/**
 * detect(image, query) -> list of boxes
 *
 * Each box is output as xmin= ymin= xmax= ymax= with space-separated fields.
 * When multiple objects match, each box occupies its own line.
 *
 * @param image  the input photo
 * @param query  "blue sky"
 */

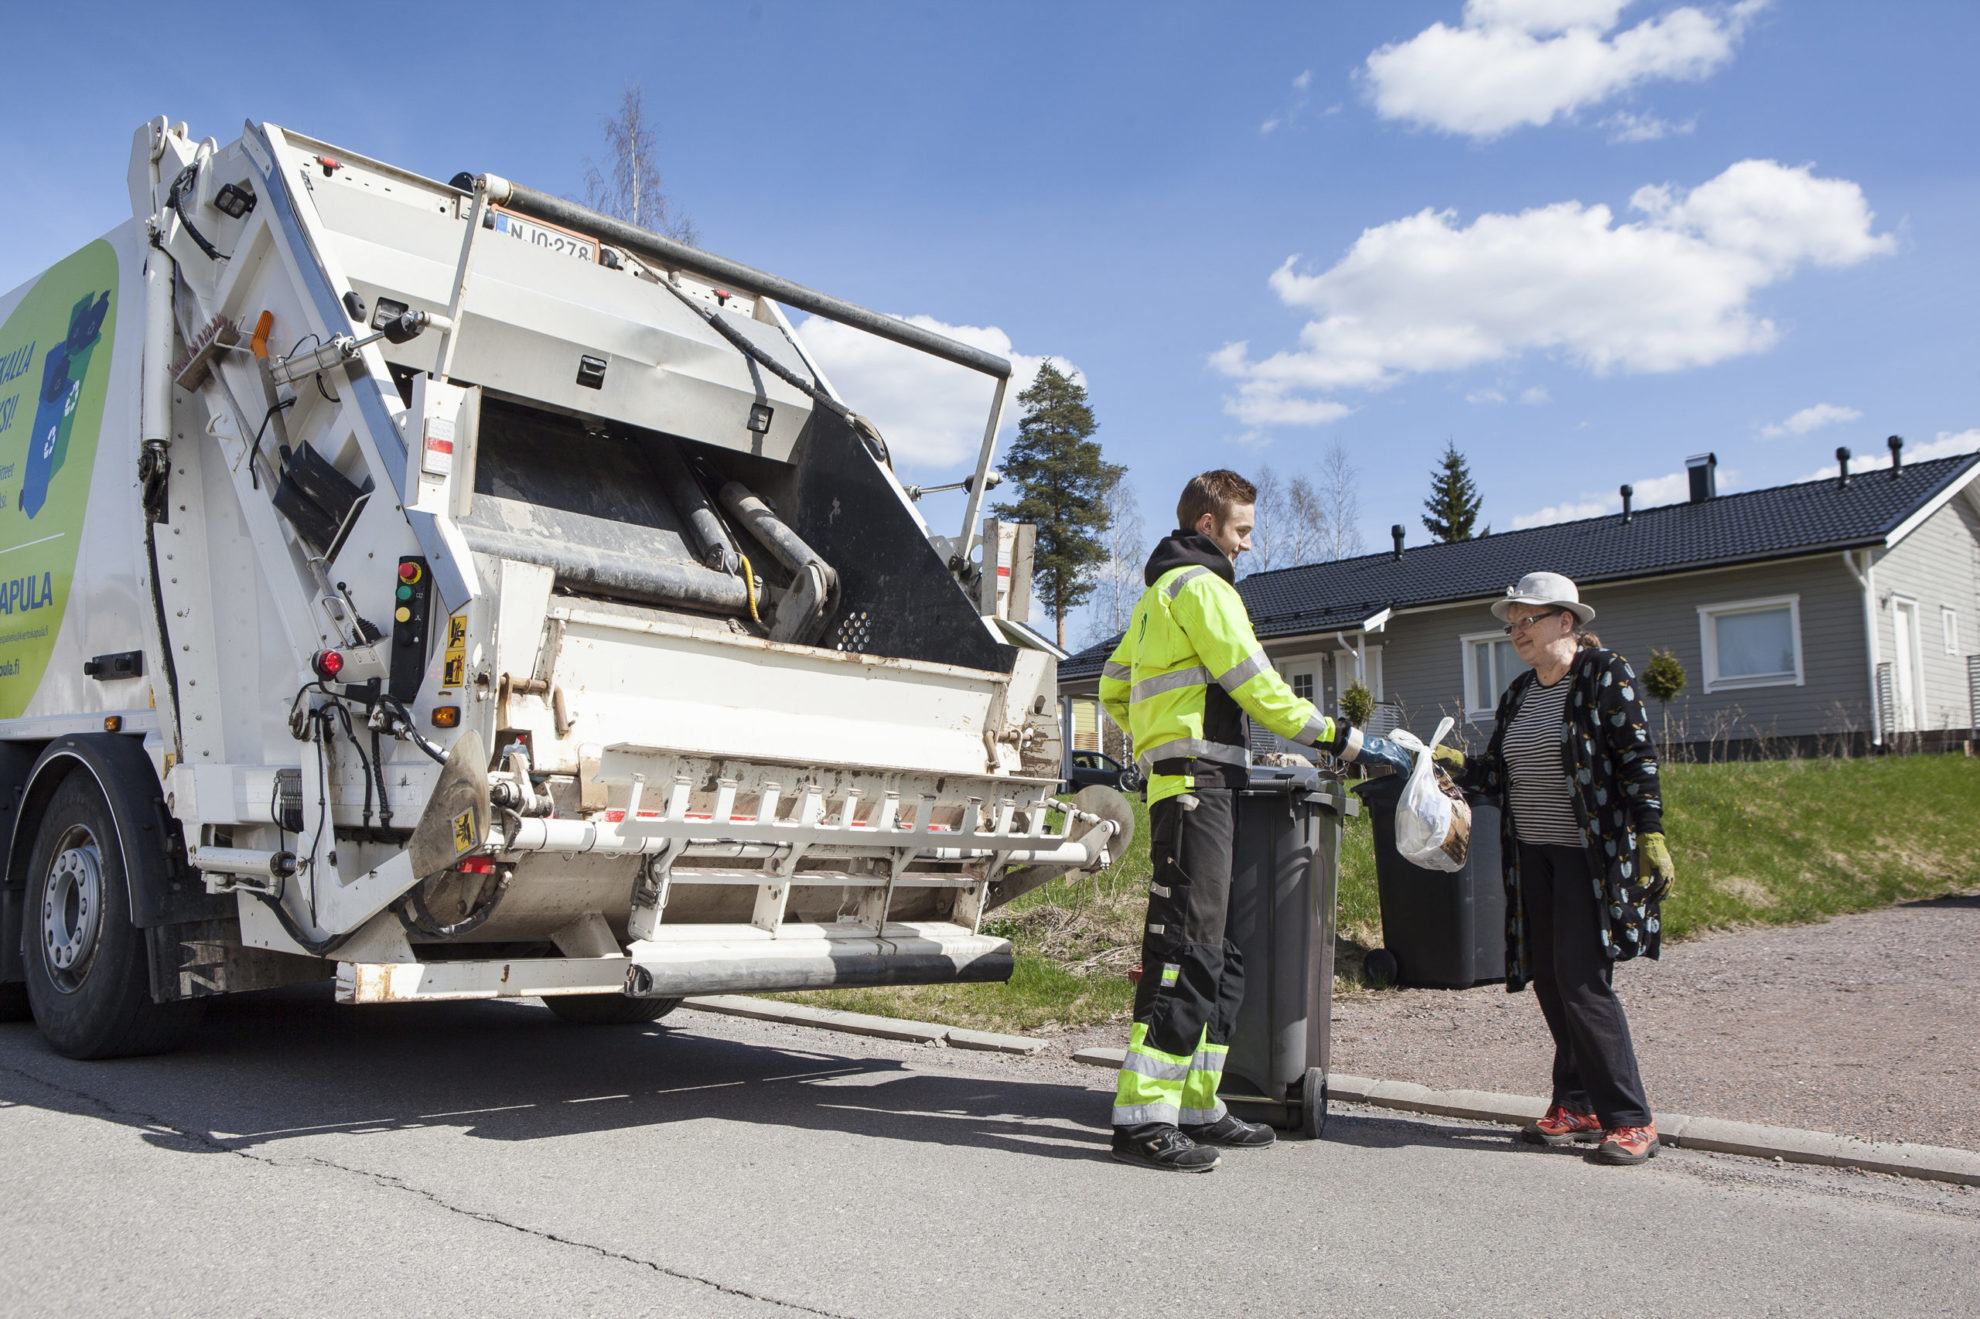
xmin=5 ymin=1 xmax=1976 ymax=638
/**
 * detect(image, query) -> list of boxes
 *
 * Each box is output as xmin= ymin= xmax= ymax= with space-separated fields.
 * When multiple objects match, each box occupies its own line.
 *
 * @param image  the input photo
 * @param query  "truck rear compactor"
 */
xmin=0 ymin=116 xmax=1130 ymax=1057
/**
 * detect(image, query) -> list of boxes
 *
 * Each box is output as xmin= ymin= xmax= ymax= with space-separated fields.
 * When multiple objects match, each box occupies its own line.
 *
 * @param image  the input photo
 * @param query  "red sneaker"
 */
xmin=1597 ymin=1123 xmax=1660 ymax=1165
xmin=1522 ymin=1104 xmax=1603 ymax=1146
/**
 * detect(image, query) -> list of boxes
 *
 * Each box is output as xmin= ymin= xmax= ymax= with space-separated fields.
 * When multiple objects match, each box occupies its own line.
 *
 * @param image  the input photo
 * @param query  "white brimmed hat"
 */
xmin=1491 ymin=571 xmax=1595 ymax=624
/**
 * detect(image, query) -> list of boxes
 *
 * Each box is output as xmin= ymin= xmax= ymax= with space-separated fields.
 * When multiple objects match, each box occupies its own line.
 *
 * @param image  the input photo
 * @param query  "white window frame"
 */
xmin=1943 ymin=606 xmax=1960 ymax=655
xmin=1697 ymin=594 xmax=1804 ymax=693
xmin=1459 ymin=629 xmax=1521 ymax=722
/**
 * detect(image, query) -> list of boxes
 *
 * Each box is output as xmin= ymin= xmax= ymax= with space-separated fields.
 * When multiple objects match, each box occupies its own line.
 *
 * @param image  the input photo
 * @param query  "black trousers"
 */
xmin=1133 ymin=788 xmax=1245 ymax=1060
xmin=1519 ymin=842 xmax=1653 ymax=1128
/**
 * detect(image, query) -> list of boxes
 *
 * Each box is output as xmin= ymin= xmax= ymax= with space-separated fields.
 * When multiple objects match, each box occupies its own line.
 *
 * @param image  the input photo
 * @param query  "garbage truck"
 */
xmin=0 ymin=116 xmax=1131 ymax=1058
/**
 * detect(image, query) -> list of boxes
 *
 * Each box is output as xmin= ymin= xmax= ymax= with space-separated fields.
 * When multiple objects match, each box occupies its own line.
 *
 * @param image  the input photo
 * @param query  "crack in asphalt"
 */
xmin=0 ymin=1060 xmax=860 ymax=1318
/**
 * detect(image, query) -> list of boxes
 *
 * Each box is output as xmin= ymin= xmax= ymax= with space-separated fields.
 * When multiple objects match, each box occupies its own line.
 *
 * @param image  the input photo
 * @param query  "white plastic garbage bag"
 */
xmin=1388 ymin=718 xmax=1471 ymax=873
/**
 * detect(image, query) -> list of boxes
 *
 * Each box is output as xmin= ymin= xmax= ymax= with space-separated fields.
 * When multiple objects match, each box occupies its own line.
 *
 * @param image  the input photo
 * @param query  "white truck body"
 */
xmin=0 ymin=117 xmax=1121 ymax=1055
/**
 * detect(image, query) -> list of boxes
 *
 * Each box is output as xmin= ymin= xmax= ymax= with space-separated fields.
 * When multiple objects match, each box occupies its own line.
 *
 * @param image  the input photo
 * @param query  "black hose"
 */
xmin=396 ymin=867 xmax=512 ymax=939
xmin=656 ymin=276 xmax=890 ymax=466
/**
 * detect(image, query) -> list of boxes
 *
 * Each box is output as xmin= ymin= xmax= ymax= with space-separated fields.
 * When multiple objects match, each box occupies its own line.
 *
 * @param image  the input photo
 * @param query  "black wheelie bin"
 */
xmin=1351 ymin=774 xmax=1505 ymax=989
xmin=1217 ymin=764 xmax=1356 ymax=1139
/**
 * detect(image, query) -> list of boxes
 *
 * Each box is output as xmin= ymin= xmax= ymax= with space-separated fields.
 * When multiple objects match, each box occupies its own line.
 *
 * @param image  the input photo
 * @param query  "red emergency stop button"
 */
xmin=399 ymin=562 xmax=422 ymax=583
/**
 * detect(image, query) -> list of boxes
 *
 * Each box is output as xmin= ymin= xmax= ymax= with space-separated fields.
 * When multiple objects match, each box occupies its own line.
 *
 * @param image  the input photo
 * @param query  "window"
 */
xmin=1698 ymin=595 xmax=1803 ymax=693
xmin=1291 ymin=672 xmax=1314 ymax=701
xmin=1460 ymin=631 xmax=1523 ymax=720
xmin=1944 ymin=607 xmax=1960 ymax=655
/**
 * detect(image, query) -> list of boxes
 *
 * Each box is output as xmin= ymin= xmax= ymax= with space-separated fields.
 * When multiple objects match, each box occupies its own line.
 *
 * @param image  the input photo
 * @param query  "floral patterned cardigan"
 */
xmin=1455 ymin=646 xmax=1666 ymax=992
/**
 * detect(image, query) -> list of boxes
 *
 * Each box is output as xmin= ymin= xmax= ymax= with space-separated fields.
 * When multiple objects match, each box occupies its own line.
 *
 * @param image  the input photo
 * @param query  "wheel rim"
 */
xmin=41 ymin=826 xmax=105 ymax=992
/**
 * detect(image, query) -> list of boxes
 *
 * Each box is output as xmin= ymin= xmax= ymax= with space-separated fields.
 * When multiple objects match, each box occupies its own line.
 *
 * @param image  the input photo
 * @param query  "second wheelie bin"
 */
xmin=1351 ymin=773 xmax=1505 ymax=989
xmin=1217 ymin=764 xmax=1356 ymax=1138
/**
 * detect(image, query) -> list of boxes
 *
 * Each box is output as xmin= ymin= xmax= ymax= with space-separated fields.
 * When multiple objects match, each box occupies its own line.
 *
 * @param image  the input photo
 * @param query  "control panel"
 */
xmin=389 ymin=556 xmax=433 ymax=703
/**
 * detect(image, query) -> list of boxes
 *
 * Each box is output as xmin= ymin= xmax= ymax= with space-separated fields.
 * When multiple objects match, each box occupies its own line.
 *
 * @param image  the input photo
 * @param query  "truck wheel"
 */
xmin=21 ymin=775 xmax=204 ymax=1058
xmin=1364 ymin=948 xmax=1398 ymax=987
xmin=543 ymin=993 xmax=681 ymax=1025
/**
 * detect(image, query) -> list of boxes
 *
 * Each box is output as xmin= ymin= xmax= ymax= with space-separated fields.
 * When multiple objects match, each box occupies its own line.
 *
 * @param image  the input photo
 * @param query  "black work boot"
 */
xmin=1111 ymin=1125 xmax=1221 ymax=1172
xmin=1182 ymin=1113 xmax=1278 ymax=1148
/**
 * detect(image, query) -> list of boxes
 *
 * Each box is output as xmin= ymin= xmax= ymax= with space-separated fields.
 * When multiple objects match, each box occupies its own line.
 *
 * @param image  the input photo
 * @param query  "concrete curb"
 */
xmin=1068 ymin=1050 xmax=1980 ymax=1187
xmin=680 ymin=996 xmax=1046 ymax=1055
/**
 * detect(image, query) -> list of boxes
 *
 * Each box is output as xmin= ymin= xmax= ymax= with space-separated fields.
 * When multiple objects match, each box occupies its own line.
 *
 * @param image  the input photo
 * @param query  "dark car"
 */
xmin=1065 ymin=749 xmax=1141 ymax=794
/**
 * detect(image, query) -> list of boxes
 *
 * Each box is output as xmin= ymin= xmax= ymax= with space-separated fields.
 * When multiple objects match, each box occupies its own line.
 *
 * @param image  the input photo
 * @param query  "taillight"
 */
xmin=312 ymin=650 xmax=344 ymax=681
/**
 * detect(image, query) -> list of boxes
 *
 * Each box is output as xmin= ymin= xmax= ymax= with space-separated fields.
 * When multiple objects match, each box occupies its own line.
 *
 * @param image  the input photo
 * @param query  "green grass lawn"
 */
xmin=776 ymin=755 xmax=1980 ymax=1034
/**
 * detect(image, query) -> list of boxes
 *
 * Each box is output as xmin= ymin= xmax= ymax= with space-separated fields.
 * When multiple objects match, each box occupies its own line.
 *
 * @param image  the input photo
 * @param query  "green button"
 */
xmin=396 ymin=584 xmax=412 ymax=601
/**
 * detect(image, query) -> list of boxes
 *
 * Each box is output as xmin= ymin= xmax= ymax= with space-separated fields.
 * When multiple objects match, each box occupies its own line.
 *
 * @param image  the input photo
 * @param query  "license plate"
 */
xmin=486 ymin=208 xmax=599 ymax=263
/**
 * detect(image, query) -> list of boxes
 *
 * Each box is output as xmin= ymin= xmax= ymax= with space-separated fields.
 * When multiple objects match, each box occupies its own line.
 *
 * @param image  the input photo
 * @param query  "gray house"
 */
xmin=1061 ymin=445 xmax=1980 ymax=759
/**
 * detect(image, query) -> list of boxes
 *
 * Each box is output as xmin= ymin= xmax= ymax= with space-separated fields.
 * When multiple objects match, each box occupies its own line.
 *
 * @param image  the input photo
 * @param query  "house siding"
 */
xmin=1867 ymin=489 xmax=1980 ymax=732
xmin=1376 ymin=554 xmax=1872 ymax=748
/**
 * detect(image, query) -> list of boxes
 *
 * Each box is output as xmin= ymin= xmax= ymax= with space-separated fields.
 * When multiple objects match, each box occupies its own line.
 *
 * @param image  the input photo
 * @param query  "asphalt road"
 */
xmin=3 ymin=987 xmax=1977 ymax=1318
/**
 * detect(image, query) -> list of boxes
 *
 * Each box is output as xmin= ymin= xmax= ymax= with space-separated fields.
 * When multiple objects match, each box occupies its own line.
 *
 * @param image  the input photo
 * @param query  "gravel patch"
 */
xmin=1327 ymin=893 xmax=1980 ymax=1149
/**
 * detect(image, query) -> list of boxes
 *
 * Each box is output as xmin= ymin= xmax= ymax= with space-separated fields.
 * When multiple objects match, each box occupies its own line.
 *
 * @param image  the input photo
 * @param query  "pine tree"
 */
xmin=1422 ymin=441 xmax=1487 ymax=542
xmin=992 ymin=363 xmax=1117 ymax=647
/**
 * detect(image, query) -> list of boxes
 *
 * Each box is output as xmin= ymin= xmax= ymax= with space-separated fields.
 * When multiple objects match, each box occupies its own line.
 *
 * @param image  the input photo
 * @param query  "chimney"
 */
xmin=1888 ymin=434 xmax=1904 ymax=477
xmin=1836 ymin=446 xmax=1851 ymax=488
xmin=1620 ymin=484 xmax=1634 ymax=524
xmin=1391 ymin=524 xmax=1405 ymax=561
xmin=1685 ymin=453 xmax=1717 ymax=503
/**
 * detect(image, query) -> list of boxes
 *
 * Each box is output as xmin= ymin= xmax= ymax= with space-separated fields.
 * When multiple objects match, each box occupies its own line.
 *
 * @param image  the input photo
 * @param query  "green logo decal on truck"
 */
xmin=0 ymin=240 xmax=118 ymax=718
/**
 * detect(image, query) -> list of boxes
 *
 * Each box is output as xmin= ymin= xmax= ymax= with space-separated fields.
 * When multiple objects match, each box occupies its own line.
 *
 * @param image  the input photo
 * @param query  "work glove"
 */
xmin=1432 ymin=746 xmax=1464 ymax=771
xmin=1640 ymin=832 xmax=1676 ymax=901
xmin=1348 ymin=733 xmax=1414 ymax=777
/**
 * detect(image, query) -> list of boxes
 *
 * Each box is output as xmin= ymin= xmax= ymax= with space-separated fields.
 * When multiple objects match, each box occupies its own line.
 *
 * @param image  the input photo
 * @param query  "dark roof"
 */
xmin=1061 ymin=452 xmax=1980 ymax=679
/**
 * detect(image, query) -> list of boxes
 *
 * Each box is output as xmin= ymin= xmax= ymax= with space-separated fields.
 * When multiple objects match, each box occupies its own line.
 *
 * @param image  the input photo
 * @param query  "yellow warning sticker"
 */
xmin=441 ymin=610 xmax=467 ymax=689
xmin=452 ymin=808 xmax=477 ymax=854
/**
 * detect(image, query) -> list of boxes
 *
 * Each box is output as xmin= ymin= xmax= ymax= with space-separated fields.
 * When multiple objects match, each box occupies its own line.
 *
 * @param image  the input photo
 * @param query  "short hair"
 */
xmin=1177 ymin=469 xmax=1257 ymax=532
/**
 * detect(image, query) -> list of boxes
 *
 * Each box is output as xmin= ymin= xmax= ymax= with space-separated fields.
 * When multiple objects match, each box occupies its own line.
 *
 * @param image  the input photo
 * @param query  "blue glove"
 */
xmin=1352 ymin=734 xmax=1415 ymax=777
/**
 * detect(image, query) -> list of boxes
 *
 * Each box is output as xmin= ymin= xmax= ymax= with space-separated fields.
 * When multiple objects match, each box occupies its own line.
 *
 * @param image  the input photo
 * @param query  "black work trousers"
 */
xmin=1133 ymin=788 xmax=1245 ymax=1060
xmin=1519 ymin=841 xmax=1653 ymax=1128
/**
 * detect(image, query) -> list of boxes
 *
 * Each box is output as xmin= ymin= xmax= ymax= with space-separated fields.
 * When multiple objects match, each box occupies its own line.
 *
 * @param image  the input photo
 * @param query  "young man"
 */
xmin=1098 ymin=470 xmax=1410 ymax=1172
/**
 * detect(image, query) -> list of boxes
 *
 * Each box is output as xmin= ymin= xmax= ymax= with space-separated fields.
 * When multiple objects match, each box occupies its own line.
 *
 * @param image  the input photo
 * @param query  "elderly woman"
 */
xmin=1443 ymin=572 xmax=1676 ymax=1165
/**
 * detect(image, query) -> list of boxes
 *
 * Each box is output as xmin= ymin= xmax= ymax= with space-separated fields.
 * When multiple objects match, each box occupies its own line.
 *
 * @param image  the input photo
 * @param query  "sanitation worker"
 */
xmin=1098 ymin=469 xmax=1412 ymax=1172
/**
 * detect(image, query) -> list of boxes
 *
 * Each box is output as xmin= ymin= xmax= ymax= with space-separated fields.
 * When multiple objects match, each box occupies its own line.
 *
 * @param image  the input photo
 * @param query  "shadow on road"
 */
xmin=0 ymin=984 xmax=1530 ymax=1167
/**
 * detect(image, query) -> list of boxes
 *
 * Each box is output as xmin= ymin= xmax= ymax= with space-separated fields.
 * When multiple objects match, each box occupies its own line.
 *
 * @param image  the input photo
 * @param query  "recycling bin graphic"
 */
xmin=22 ymin=290 xmax=110 ymax=519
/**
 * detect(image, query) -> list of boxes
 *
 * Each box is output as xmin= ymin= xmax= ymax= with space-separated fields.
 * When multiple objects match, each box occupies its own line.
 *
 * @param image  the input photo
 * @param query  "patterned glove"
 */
xmin=1641 ymin=831 xmax=1676 ymax=901
xmin=1432 ymin=746 xmax=1465 ymax=770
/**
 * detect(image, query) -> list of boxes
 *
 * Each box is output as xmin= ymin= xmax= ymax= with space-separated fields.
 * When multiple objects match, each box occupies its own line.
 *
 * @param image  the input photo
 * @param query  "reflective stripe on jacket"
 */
xmin=1100 ymin=562 xmax=1336 ymax=803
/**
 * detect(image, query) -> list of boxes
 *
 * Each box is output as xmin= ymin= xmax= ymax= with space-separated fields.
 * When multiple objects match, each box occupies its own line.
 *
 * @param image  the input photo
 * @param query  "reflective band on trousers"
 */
xmin=1118 ymin=1046 xmax=1190 ymax=1083
xmin=1180 ymin=1038 xmax=1229 ymax=1126
xmin=1114 ymin=1023 xmax=1193 ymax=1129
xmin=1163 ymin=566 xmax=1211 ymax=599
xmin=1129 ymin=665 xmax=1214 ymax=704
xmin=1135 ymin=737 xmax=1251 ymax=776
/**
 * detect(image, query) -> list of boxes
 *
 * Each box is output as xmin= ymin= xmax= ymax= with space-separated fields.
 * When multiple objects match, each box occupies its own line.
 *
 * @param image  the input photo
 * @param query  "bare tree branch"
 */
xmin=582 ymin=81 xmax=697 ymax=245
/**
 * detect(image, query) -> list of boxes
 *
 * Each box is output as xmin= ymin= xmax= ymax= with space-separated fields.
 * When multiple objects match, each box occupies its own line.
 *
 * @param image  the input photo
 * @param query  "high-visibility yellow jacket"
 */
xmin=1100 ymin=533 xmax=1358 ymax=804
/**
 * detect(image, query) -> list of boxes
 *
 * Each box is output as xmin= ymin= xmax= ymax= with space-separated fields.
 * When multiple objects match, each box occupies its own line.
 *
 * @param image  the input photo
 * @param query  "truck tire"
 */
xmin=21 ymin=775 xmax=205 ymax=1059
xmin=542 ymin=993 xmax=681 ymax=1026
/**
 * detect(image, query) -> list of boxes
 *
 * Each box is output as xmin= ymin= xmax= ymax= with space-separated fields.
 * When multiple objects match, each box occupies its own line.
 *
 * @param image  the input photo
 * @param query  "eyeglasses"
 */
xmin=1503 ymin=609 xmax=1564 ymax=635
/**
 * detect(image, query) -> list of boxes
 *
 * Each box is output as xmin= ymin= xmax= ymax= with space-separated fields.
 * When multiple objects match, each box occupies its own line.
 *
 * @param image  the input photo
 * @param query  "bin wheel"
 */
xmin=543 ymin=994 xmax=681 ymax=1025
xmin=1365 ymin=948 xmax=1398 ymax=987
xmin=1301 ymin=1067 xmax=1329 ymax=1140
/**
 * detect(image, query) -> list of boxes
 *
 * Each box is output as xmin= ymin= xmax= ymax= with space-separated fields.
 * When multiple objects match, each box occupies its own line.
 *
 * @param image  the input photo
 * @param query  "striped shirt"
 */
xmin=1502 ymin=676 xmax=1583 ymax=846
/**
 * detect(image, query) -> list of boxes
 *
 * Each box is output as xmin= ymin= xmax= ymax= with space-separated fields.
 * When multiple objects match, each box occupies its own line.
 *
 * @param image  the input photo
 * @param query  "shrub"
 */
xmin=1644 ymin=648 xmax=1687 ymax=705
xmin=1340 ymin=681 xmax=1375 ymax=727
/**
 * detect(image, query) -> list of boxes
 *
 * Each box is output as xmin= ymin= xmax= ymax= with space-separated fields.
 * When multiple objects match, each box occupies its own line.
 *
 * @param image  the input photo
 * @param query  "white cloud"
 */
xmin=1365 ymin=0 xmax=1767 ymax=139
xmin=1520 ymin=385 xmax=1551 ymax=404
xmin=1212 ymin=159 xmax=1892 ymax=428
xmin=1602 ymin=110 xmax=1695 ymax=142
xmin=1797 ymin=429 xmax=1980 ymax=482
xmin=1510 ymin=468 xmax=1708 ymax=528
xmin=1760 ymin=402 xmax=1860 ymax=438
xmin=1466 ymin=387 xmax=1508 ymax=404
xmin=1262 ymin=68 xmax=1315 ymax=135
xmin=794 ymin=314 xmax=1076 ymax=472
